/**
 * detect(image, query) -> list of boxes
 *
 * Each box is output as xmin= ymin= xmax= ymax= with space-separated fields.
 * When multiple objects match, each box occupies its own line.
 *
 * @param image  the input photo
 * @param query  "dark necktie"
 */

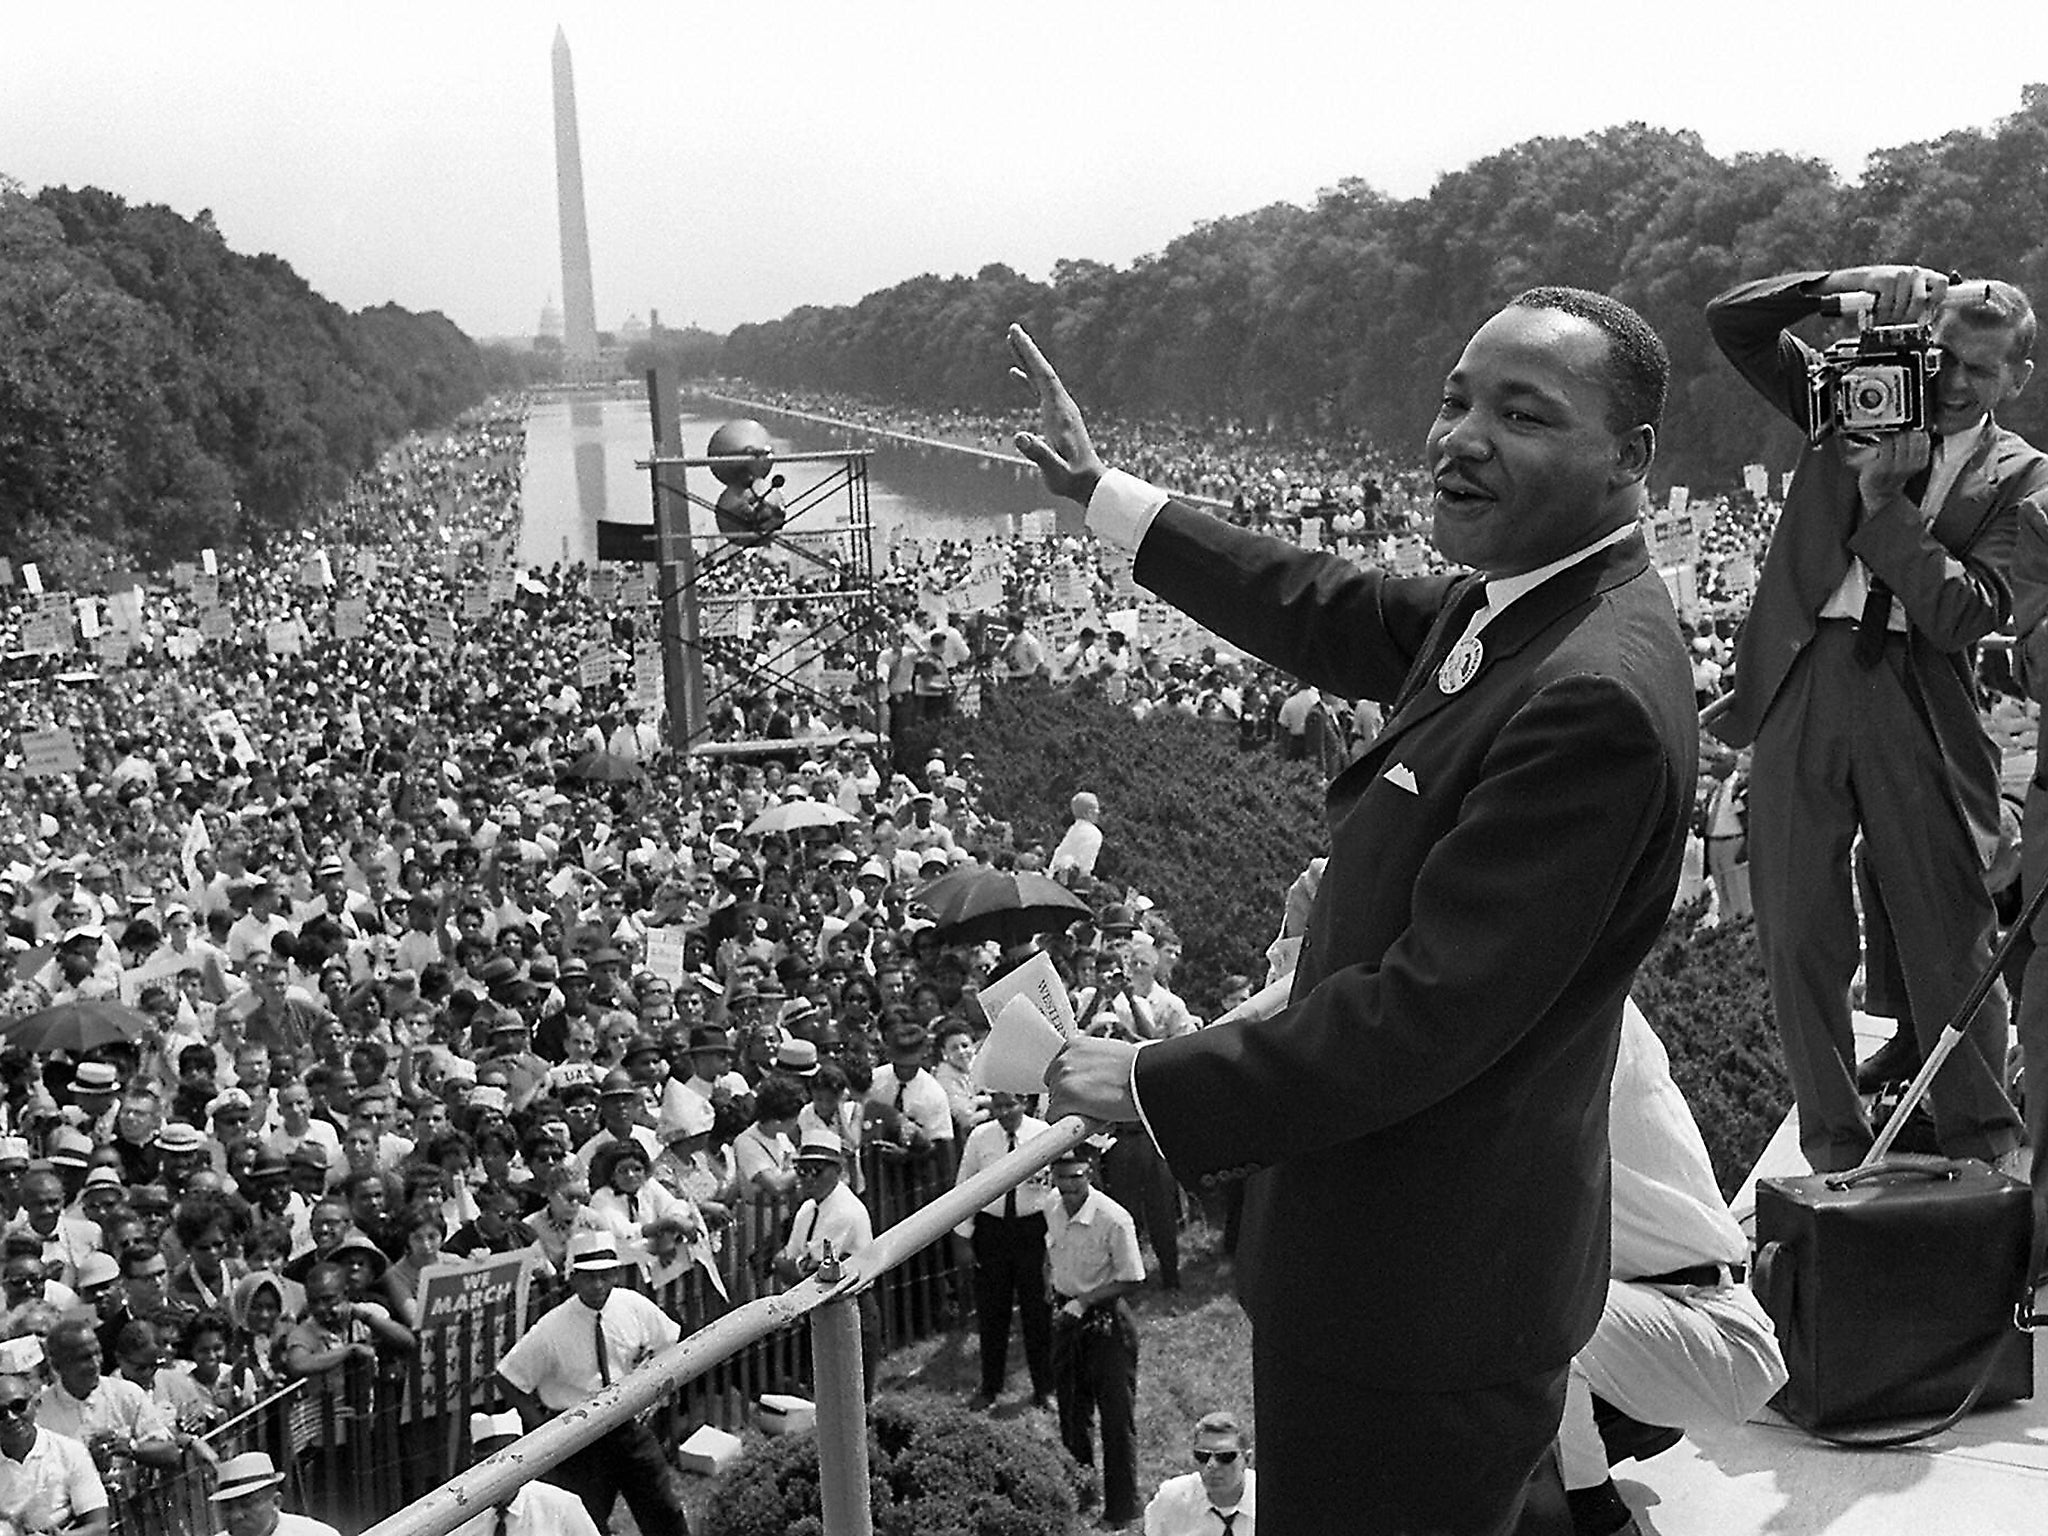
xmin=803 ymin=1203 xmax=821 ymax=1248
xmin=1002 ymin=1129 xmax=1017 ymax=1219
xmin=1855 ymin=442 xmax=1937 ymax=668
xmin=492 ymin=1506 xmax=510 ymax=1536
xmin=593 ymin=1310 xmax=611 ymax=1388
xmin=895 ymin=1075 xmax=907 ymax=1112
xmin=1212 ymin=1510 xmax=1238 ymax=1534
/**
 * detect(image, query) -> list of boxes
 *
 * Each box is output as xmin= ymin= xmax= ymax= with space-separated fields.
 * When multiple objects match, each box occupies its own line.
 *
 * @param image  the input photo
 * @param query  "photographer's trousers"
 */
xmin=1748 ymin=621 xmax=2023 ymax=1171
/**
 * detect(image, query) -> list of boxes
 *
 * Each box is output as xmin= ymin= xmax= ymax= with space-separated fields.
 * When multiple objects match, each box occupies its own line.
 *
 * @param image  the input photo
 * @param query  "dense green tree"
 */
xmin=719 ymin=90 xmax=2048 ymax=488
xmin=0 ymin=180 xmax=495 ymax=569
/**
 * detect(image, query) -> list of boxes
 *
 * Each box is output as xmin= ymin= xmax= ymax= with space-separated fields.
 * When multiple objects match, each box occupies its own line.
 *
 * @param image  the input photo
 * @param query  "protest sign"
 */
xmin=333 ymin=599 xmax=369 ymax=641
xmin=620 ymin=570 xmax=652 ymax=608
xmin=462 ymin=584 xmax=491 ymax=620
xmin=588 ymin=568 xmax=619 ymax=608
xmin=106 ymin=588 xmax=144 ymax=635
xmin=0 ymin=558 xmax=12 ymax=586
xmin=20 ymin=728 xmax=84 ymax=777
xmin=425 ymin=614 xmax=457 ymax=653
xmin=20 ymin=615 xmax=65 ymax=656
xmin=22 ymin=563 xmax=41 ymax=596
xmin=200 ymin=548 xmax=217 ymax=576
xmin=643 ymin=927 xmax=688 ymax=985
xmin=410 ymin=1246 xmax=536 ymax=1415
xmin=263 ymin=620 xmax=304 ymax=658
xmin=1743 ymin=463 xmax=1770 ymax=500
xmin=191 ymin=573 xmax=220 ymax=607
xmin=1667 ymin=485 xmax=1690 ymax=518
xmin=197 ymin=606 xmax=232 ymax=642
xmin=578 ymin=644 xmax=613 ymax=688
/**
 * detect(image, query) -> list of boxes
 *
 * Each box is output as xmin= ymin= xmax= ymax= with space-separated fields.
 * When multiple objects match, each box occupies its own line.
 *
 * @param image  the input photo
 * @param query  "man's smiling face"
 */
xmin=1427 ymin=305 xmax=1646 ymax=577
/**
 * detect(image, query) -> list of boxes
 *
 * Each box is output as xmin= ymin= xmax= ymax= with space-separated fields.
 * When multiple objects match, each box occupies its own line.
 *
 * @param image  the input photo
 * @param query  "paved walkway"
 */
xmin=1631 ymin=1013 xmax=2047 ymax=1534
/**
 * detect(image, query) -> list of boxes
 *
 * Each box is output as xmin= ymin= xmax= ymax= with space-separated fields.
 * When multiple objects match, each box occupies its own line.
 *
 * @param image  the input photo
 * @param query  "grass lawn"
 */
xmin=676 ymin=1210 xmax=1255 ymax=1532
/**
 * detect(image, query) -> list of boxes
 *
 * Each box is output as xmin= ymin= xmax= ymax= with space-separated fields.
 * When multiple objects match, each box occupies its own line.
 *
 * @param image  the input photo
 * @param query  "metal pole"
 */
xmin=809 ymin=1249 xmax=874 ymax=1536
xmin=644 ymin=370 xmax=706 ymax=752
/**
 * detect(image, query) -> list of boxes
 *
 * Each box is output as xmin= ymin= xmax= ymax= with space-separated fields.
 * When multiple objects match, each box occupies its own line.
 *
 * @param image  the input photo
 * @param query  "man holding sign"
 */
xmin=1013 ymin=288 xmax=1694 ymax=1535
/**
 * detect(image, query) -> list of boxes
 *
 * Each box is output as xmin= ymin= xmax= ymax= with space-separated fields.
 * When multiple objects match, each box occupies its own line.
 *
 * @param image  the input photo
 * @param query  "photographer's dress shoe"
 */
xmin=1856 ymin=1027 xmax=1922 ymax=1093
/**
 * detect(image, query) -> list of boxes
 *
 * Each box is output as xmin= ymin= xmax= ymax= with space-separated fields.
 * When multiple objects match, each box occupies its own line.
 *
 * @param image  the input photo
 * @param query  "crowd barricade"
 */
xmin=107 ymin=1382 xmax=307 ymax=1536
xmin=121 ymin=1140 xmax=973 ymax=1533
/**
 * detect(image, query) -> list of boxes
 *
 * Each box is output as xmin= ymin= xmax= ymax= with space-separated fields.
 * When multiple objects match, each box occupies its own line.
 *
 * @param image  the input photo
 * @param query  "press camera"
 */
xmin=1804 ymin=291 xmax=1943 ymax=446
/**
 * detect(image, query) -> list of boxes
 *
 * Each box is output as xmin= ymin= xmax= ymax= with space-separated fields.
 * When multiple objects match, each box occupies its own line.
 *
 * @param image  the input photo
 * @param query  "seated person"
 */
xmin=1560 ymin=999 xmax=1789 ymax=1536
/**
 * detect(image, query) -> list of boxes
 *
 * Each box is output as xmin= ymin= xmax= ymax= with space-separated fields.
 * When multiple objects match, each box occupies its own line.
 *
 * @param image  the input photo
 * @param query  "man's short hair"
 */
xmin=1948 ymin=278 xmax=2038 ymax=364
xmin=1507 ymin=286 xmax=1669 ymax=435
xmin=1193 ymin=1410 xmax=1249 ymax=1446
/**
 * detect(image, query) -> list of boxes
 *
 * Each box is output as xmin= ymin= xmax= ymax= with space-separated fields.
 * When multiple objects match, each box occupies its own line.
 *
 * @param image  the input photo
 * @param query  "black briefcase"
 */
xmin=1754 ymin=1154 xmax=2033 ymax=1434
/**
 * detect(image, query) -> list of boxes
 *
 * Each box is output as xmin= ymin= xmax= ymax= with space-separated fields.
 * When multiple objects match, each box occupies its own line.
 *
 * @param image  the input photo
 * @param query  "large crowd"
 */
xmin=0 ymin=363 xmax=2020 ymax=1534
xmin=0 ymin=396 xmax=1231 ymax=1534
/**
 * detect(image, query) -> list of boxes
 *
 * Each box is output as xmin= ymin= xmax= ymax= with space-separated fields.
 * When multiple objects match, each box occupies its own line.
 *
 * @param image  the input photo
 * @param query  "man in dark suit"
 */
xmin=1703 ymin=266 xmax=2039 ymax=1174
xmin=1013 ymin=288 xmax=1697 ymax=1535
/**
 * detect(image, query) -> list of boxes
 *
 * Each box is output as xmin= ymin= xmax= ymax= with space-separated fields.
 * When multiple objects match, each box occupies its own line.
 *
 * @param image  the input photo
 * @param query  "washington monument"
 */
xmin=552 ymin=26 xmax=598 ymax=363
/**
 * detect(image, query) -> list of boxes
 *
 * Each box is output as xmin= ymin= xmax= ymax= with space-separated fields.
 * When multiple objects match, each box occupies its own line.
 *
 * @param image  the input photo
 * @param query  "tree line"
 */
xmin=721 ymin=88 xmax=2048 ymax=492
xmin=0 ymin=181 xmax=512 ymax=580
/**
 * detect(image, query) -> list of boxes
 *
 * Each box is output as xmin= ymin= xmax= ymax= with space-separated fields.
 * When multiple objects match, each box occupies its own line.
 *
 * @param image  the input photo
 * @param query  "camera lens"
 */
xmin=1854 ymin=381 xmax=1890 ymax=412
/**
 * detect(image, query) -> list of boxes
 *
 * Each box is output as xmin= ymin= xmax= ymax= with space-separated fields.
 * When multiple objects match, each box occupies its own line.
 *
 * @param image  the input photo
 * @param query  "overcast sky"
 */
xmin=9 ymin=2 xmax=2047 ymax=340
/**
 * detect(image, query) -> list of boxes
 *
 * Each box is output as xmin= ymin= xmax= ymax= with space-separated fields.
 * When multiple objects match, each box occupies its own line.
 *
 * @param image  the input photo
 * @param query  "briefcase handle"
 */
xmin=1824 ymin=1153 xmax=1964 ymax=1191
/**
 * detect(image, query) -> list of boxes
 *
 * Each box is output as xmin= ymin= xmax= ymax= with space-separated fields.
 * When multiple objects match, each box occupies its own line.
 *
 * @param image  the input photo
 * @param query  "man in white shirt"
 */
xmin=1144 ymin=1411 xmax=1256 ymax=1536
xmin=0 ymin=1361 xmax=107 ymax=1536
xmin=1048 ymin=792 xmax=1104 ymax=885
xmin=450 ymin=1411 xmax=600 ymax=1536
xmin=864 ymin=1022 xmax=955 ymax=1159
xmin=773 ymin=1129 xmax=878 ymax=1398
xmin=1046 ymin=1148 xmax=1145 ymax=1531
xmin=36 ymin=1320 xmax=180 ymax=1475
xmin=209 ymin=1450 xmax=340 ymax=1536
xmin=1557 ymin=1000 xmax=1787 ymax=1536
xmin=495 ymin=1232 xmax=688 ymax=1535
xmin=953 ymin=1094 xmax=1055 ymax=1411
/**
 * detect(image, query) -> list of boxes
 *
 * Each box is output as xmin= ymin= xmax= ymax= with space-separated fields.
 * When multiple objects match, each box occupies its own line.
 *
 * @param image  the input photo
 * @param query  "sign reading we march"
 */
xmin=411 ymin=1248 xmax=538 ymax=1416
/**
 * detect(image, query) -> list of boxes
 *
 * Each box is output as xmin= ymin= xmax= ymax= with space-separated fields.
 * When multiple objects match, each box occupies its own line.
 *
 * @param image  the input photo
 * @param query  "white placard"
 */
xmin=1743 ymin=464 xmax=1770 ymax=500
xmin=20 ymin=727 xmax=84 ymax=777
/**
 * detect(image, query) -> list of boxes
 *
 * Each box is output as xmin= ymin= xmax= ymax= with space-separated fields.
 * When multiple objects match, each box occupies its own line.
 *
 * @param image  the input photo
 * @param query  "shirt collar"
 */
xmin=1483 ymin=520 xmax=1638 ymax=619
xmin=1940 ymin=416 xmax=1989 ymax=465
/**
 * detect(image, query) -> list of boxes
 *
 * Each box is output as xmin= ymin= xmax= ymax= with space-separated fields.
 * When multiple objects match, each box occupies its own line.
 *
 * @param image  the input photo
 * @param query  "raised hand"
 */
xmin=1008 ymin=324 xmax=1106 ymax=506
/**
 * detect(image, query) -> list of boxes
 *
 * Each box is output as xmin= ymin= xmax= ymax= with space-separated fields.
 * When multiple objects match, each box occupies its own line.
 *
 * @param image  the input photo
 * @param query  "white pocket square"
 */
xmin=1384 ymin=763 xmax=1420 ymax=794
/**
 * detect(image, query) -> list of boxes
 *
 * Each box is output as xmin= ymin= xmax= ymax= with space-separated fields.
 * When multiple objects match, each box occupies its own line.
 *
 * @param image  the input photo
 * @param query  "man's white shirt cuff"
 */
xmin=1128 ymin=1039 xmax=1166 ymax=1154
xmin=1085 ymin=469 xmax=1170 ymax=553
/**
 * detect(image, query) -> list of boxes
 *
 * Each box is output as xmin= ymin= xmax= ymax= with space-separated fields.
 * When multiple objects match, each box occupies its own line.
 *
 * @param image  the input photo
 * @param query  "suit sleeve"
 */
xmin=1849 ymin=480 xmax=2016 ymax=649
xmin=2011 ymin=492 xmax=2048 ymax=701
xmin=1134 ymin=673 xmax=1674 ymax=1173
xmin=1132 ymin=501 xmax=1453 ymax=704
xmin=1704 ymin=270 xmax=1832 ymax=431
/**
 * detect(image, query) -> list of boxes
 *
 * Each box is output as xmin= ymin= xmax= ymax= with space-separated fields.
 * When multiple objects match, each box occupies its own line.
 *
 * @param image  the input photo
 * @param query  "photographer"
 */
xmin=1704 ymin=265 xmax=2042 ymax=1173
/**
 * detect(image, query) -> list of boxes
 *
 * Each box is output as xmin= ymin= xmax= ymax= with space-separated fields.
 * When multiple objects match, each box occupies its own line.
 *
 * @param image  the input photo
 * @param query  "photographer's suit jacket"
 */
xmin=1129 ymin=503 xmax=1695 ymax=1389
xmin=1703 ymin=270 xmax=2045 ymax=870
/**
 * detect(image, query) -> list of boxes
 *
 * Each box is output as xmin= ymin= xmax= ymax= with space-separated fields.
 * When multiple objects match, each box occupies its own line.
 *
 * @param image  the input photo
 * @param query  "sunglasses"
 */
xmin=0 ymin=1397 xmax=33 ymax=1417
xmin=1191 ymin=1450 xmax=1240 ymax=1466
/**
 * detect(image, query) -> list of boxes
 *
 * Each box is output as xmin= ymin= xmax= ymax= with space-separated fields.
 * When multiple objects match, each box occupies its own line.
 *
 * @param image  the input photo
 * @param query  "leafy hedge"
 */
xmin=1630 ymin=908 xmax=1789 ymax=1196
xmin=929 ymin=687 xmax=1790 ymax=1192
xmin=923 ymin=685 xmax=1329 ymax=1015
xmin=704 ymin=1392 xmax=1082 ymax=1536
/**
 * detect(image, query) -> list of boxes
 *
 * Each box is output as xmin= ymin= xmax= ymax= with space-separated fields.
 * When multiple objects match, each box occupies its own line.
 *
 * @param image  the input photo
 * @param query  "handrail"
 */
xmin=360 ymin=1113 xmax=1097 ymax=1536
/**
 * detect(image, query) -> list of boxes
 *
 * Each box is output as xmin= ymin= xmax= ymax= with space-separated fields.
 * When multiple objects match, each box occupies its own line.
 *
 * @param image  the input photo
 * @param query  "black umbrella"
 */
xmin=913 ymin=866 xmax=1091 ymax=947
xmin=0 ymin=998 xmax=148 ymax=1055
xmin=565 ymin=749 xmax=646 ymax=783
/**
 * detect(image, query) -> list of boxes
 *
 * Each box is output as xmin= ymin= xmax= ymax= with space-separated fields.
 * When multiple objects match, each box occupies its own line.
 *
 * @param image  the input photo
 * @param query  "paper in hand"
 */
xmin=971 ymin=995 xmax=1073 ymax=1094
xmin=974 ymin=951 xmax=1076 ymax=1040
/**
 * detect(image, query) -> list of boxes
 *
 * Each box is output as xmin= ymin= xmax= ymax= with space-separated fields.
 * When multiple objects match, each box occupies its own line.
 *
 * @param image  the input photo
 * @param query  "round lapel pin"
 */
xmin=1437 ymin=635 xmax=1484 ymax=695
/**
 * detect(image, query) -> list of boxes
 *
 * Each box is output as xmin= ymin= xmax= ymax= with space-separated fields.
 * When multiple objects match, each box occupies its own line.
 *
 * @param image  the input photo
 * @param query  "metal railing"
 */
xmin=362 ymin=1113 xmax=1095 ymax=1536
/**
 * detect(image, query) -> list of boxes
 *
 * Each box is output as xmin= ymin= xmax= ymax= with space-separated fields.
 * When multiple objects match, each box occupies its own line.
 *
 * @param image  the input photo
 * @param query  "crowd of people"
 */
xmin=0 ymin=396 xmax=1231 ymax=1534
xmin=2 ymin=256 xmax=2038 ymax=1536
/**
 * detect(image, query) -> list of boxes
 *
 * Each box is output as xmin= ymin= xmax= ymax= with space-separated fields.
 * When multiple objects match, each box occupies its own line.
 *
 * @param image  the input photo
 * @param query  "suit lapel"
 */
xmin=1929 ymin=423 xmax=2004 ymax=554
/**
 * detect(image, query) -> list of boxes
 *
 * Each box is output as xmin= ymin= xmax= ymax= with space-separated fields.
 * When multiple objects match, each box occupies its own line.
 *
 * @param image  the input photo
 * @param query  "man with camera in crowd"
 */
xmin=1704 ymin=264 xmax=2042 ymax=1174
